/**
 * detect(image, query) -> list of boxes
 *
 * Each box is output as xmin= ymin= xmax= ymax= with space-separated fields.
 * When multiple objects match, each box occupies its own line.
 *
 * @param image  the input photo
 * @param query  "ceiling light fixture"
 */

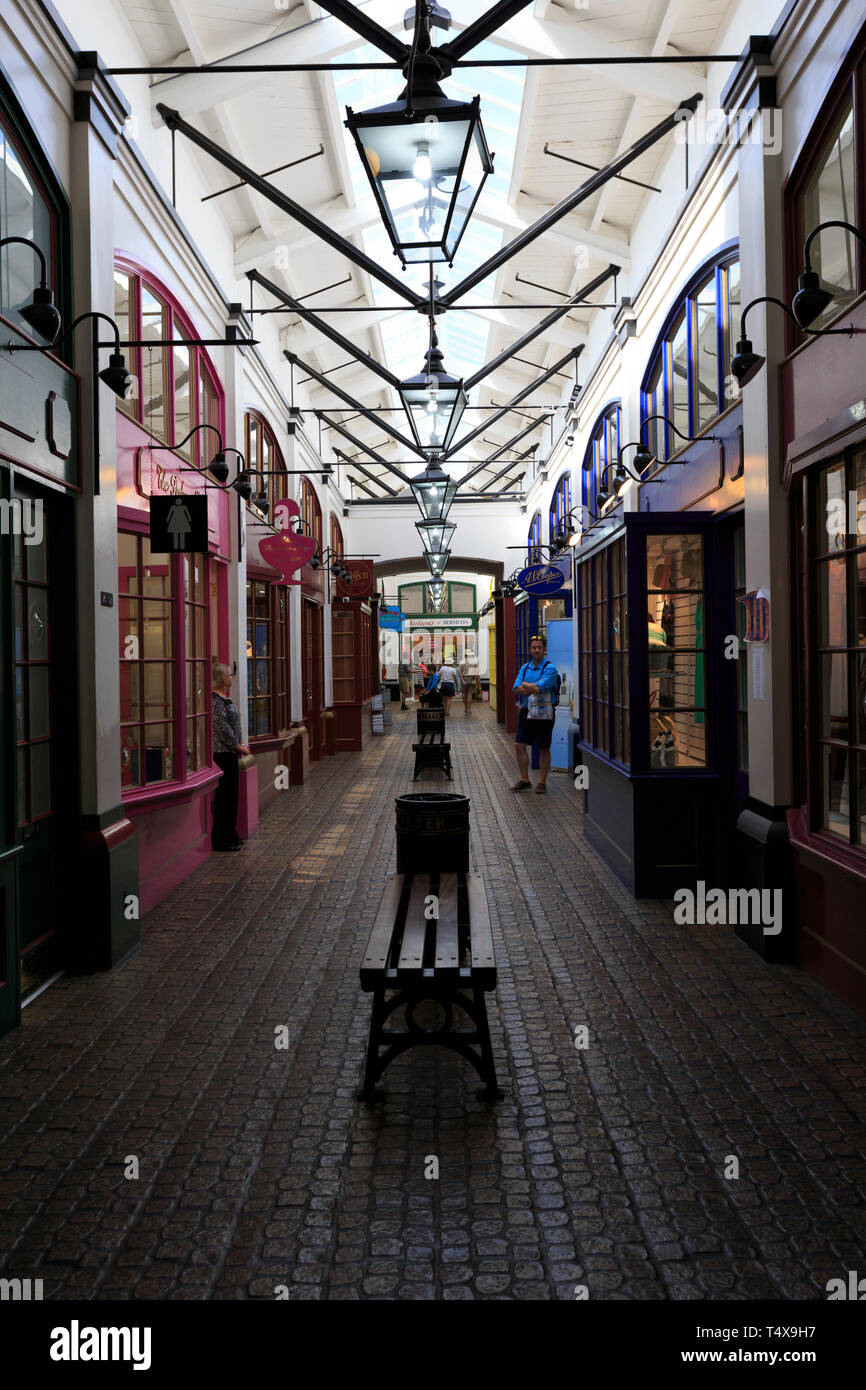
xmin=344 ymin=3 xmax=493 ymax=266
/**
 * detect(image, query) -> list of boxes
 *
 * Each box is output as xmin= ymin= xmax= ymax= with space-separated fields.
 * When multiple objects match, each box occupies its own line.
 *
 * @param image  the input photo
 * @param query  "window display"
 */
xmin=646 ymin=533 xmax=707 ymax=769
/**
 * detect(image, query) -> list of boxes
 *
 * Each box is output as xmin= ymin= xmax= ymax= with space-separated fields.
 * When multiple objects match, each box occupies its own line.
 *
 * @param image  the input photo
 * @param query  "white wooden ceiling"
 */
xmin=123 ymin=0 xmax=745 ymax=498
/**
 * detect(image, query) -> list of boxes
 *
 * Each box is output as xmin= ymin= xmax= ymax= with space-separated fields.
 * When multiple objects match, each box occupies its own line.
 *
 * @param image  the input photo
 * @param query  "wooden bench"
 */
xmin=417 ymin=708 xmax=445 ymax=738
xmin=412 ymin=732 xmax=452 ymax=780
xmin=359 ymin=871 xmax=500 ymax=1100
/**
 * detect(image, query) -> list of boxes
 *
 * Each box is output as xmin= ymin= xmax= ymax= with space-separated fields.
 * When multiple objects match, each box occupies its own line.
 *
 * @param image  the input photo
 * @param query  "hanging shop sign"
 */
xmin=337 ymin=558 xmax=375 ymax=599
xmin=149 ymin=494 xmax=209 ymax=553
xmin=379 ymin=607 xmax=405 ymax=632
xmin=516 ymin=561 xmax=568 ymax=596
xmin=258 ymin=498 xmax=317 ymax=586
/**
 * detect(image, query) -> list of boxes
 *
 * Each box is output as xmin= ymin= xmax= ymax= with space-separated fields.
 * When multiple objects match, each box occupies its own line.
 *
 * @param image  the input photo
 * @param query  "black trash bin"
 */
xmin=395 ymin=792 xmax=470 ymax=875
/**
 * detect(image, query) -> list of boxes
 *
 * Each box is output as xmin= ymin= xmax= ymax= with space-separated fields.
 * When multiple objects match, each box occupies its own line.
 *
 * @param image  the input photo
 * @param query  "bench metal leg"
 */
xmin=359 ymin=983 xmax=501 ymax=1101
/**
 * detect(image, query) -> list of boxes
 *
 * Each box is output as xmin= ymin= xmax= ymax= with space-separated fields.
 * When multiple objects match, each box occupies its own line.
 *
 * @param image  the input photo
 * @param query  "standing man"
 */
xmin=459 ymin=650 xmax=479 ymax=716
xmin=511 ymin=635 xmax=558 ymax=795
xmin=398 ymin=659 xmax=412 ymax=710
xmin=211 ymin=661 xmax=250 ymax=850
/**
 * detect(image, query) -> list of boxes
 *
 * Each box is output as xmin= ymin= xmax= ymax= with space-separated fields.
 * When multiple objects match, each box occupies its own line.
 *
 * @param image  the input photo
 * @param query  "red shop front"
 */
xmin=116 ymin=422 xmax=231 ymax=915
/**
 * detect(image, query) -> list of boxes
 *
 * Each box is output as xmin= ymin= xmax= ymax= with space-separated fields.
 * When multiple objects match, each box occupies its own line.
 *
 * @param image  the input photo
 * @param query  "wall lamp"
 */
xmin=731 ymin=237 xmax=862 ymax=388
xmin=6 ymin=309 xmax=136 ymax=398
xmin=309 ymin=547 xmax=351 ymax=583
xmin=0 ymin=236 xmax=62 ymax=340
xmin=147 ymin=424 xmax=238 ymax=484
xmin=793 ymin=218 xmax=866 ymax=327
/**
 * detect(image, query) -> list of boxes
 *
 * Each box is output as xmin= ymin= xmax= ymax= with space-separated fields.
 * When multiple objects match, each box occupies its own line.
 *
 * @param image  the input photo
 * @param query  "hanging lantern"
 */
xmin=344 ymin=12 xmax=493 ymax=266
xmin=409 ymin=454 xmax=458 ymax=520
xmin=425 ymin=548 xmax=450 ymax=578
xmin=399 ymin=325 xmax=467 ymax=453
xmin=415 ymin=518 xmax=455 ymax=553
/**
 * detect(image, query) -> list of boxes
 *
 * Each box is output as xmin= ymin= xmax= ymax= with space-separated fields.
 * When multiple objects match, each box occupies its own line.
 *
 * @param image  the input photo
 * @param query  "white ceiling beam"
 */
xmin=456 ymin=7 xmax=704 ymax=105
xmin=150 ymin=0 xmax=410 ymax=116
xmin=234 ymin=189 xmax=630 ymax=274
xmin=589 ymin=0 xmax=691 ymax=234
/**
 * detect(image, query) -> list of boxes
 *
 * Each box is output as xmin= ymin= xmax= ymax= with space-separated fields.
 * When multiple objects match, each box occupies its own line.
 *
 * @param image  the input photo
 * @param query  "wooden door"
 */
xmin=302 ymin=598 xmax=324 ymax=760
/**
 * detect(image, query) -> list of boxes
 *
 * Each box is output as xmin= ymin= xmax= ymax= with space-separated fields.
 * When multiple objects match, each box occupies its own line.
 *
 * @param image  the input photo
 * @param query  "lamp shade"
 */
xmin=416 ymin=518 xmax=455 ymax=554
xmin=730 ymin=336 xmax=765 ymax=388
xmin=425 ymin=548 xmax=450 ymax=577
xmin=409 ymin=457 xmax=458 ymax=520
xmin=399 ymin=335 xmax=467 ymax=453
xmin=345 ymin=92 xmax=493 ymax=266
xmin=792 ymin=270 xmax=834 ymax=328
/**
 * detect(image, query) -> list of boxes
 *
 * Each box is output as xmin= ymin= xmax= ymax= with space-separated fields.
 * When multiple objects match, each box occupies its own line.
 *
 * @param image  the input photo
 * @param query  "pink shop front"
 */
xmin=114 ymin=260 xmax=233 ymax=914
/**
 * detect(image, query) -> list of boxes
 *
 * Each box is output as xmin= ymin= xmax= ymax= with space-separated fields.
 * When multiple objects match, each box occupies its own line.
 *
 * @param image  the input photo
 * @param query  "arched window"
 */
xmin=330 ymin=515 xmax=344 ymax=558
xmin=549 ymin=472 xmax=572 ymax=547
xmin=640 ymin=251 xmax=739 ymax=466
xmin=300 ymin=478 xmax=323 ymax=550
xmin=245 ymin=410 xmax=287 ymax=514
xmin=113 ymin=260 xmax=223 ymax=465
xmin=527 ymin=511 xmax=542 ymax=562
xmin=582 ymin=404 xmax=621 ymax=517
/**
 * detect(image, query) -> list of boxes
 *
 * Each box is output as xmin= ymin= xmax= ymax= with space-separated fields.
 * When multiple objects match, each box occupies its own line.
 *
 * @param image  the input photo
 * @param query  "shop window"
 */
xmin=527 ymin=511 xmax=541 ymax=562
xmin=13 ymin=512 xmax=53 ymax=823
xmin=245 ymin=580 xmax=290 ymax=737
xmin=0 ymin=112 xmax=54 ymax=339
xmin=185 ymin=554 xmax=208 ymax=770
xmin=118 ymin=533 xmax=176 ymax=788
xmin=582 ymin=404 xmax=620 ymax=514
xmin=808 ymin=452 xmax=866 ymax=844
xmin=549 ymin=473 xmax=572 ymax=548
xmin=245 ymin=411 xmax=288 ymax=514
xmin=641 ymin=253 xmax=740 ymax=464
xmin=646 ymin=534 xmax=707 ymax=769
xmin=113 ymin=262 xmax=223 ymax=464
xmin=576 ymin=538 xmax=627 ymax=759
xmin=330 ymin=515 xmax=344 ymax=558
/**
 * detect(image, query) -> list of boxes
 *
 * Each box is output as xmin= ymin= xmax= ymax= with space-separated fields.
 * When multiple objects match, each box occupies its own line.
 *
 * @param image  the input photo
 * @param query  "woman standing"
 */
xmin=211 ymin=661 xmax=250 ymax=851
xmin=437 ymin=658 xmax=459 ymax=716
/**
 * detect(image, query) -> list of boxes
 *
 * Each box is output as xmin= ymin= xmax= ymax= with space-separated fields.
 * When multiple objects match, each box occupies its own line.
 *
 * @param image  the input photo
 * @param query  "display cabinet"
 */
xmin=574 ymin=512 xmax=744 ymax=896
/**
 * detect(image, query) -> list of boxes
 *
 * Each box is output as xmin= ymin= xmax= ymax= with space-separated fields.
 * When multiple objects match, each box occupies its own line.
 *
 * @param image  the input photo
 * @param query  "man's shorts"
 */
xmin=439 ymin=681 xmax=456 ymax=697
xmin=515 ymin=705 xmax=554 ymax=750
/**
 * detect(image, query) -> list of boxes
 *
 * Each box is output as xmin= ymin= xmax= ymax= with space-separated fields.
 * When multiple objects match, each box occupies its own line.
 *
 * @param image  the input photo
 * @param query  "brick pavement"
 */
xmin=1 ymin=703 xmax=865 ymax=1301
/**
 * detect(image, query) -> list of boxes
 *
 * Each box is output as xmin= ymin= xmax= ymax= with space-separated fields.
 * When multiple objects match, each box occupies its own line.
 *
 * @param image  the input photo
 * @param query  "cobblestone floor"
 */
xmin=1 ymin=704 xmax=865 ymax=1301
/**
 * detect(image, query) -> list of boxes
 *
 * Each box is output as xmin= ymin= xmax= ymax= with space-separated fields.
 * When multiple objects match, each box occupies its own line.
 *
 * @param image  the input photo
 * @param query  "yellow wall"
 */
xmin=488 ymin=626 xmax=497 ymax=712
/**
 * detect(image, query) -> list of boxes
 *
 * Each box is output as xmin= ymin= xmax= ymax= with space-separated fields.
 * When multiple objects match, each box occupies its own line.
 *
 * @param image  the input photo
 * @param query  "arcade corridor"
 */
xmin=1 ymin=707 xmax=864 ymax=1302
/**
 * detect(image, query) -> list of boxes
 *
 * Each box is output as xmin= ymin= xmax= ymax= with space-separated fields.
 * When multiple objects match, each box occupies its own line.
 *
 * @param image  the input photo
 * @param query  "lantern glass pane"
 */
xmin=441 ymin=126 xmax=487 ymax=255
xmin=354 ymin=114 xmax=475 ymax=261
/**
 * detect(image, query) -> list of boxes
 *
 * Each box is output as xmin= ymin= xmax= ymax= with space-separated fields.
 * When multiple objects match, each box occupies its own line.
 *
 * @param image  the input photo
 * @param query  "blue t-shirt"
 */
xmin=513 ymin=659 xmax=558 ymax=710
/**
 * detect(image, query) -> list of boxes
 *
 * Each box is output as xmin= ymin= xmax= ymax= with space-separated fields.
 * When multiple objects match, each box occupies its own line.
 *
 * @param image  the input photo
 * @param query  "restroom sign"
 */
xmin=149 ymin=495 xmax=209 ymax=553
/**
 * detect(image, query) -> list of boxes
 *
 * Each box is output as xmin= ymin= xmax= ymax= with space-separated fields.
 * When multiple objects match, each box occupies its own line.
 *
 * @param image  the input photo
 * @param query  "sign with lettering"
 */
xmin=149 ymin=494 xmax=209 ymax=553
xmin=516 ymin=562 xmax=567 ymax=596
xmin=379 ymin=607 xmax=405 ymax=631
xmin=407 ymin=616 xmax=474 ymax=628
xmin=337 ymin=558 xmax=375 ymax=598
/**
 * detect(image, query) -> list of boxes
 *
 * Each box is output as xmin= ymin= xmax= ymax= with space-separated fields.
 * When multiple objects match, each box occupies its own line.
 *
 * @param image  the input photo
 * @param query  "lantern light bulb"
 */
xmin=413 ymin=142 xmax=432 ymax=184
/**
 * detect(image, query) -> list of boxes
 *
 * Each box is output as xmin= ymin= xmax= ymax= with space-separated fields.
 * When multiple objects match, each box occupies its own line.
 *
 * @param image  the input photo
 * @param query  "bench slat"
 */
xmin=360 ymin=875 xmax=406 ymax=990
xmin=466 ymin=873 xmax=497 ymax=988
xmin=434 ymin=874 xmax=460 ymax=973
xmin=397 ymin=876 xmax=432 ymax=975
